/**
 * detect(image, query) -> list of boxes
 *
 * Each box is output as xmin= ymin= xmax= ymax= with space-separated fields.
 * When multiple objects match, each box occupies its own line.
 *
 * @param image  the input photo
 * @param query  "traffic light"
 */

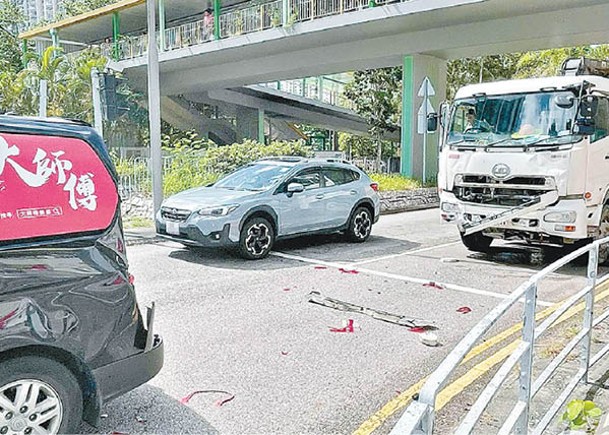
xmin=100 ymin=72 xmax=129 ymax=121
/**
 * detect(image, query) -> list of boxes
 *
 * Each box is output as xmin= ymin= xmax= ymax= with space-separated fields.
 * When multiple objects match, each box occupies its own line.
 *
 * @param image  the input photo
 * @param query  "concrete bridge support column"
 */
xmin=236 ymin=106 xmax=264 ymax=143
xmin=401 ymin=54 xmax=447 ymax=181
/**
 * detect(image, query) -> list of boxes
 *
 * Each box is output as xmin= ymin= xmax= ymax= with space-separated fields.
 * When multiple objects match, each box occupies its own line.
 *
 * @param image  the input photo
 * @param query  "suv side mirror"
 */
xmin=427 ymin=113 xmax=439 ymax=133
xmin=287 ymin=182 xmax=304 ymax=194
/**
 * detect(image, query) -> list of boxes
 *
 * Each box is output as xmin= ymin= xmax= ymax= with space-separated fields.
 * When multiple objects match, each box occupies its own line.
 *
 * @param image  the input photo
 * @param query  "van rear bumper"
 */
xmin=93 ymin=334 xmax=164 ymax=403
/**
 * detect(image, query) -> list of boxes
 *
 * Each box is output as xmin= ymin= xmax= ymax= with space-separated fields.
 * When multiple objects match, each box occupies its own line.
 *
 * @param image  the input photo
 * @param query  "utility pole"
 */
xmin=147 ymin=0 xmax=163 ymax=214
xmin=91 ymin=68 xmax=104 ymax=137
xmin=39 ymin=79 xmax=47 ymax=118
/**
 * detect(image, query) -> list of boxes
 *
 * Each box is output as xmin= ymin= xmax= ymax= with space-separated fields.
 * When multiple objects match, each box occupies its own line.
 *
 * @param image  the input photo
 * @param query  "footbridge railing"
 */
xmin=392 ymin=236 xmax=609 ymax=434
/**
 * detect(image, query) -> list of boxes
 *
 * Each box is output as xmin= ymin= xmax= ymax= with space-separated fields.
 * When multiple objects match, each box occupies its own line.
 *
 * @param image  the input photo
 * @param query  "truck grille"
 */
xmin=161 ymin=207 xmax=191 ymax=222
xmin=462 ymin=175 xmax=546 ymax=186
xmin=455 ymin=175 xmax=553 ymax=207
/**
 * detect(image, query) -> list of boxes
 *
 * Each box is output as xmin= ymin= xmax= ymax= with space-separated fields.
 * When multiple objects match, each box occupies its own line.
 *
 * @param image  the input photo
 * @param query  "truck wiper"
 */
xmin=484 ymin=137 xmax=512 ymax=149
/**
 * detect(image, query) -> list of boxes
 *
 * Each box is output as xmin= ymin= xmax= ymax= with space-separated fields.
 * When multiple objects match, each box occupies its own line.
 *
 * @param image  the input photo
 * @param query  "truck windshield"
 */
xmin=447 ymin=91 xmax=579 ymax=148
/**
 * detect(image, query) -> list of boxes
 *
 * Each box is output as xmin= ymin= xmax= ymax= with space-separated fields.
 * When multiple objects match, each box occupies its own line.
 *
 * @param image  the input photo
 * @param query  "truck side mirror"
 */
xmin=579 ymin=95 xmax=598 ymax=118
xmin=427 ymin=113 xmax=438 ymax=133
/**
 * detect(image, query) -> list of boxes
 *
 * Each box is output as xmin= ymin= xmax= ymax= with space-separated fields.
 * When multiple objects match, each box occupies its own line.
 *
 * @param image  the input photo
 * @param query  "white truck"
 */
xmin=433 ymin=57 xmax=609 ymax=260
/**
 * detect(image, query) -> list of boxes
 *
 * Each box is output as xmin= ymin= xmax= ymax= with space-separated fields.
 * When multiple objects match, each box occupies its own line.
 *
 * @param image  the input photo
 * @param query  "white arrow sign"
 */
xmin=417 ymin=77 xmax=436 ymax=98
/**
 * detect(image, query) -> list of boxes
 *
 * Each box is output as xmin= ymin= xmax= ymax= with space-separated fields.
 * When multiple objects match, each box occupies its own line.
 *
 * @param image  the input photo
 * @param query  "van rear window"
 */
xmin=0 ymin=132 xmax=118 ymax=243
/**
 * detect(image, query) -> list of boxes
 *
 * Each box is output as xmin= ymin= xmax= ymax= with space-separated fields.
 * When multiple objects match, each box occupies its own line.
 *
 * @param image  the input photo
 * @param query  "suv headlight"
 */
xmin=543 ymin=210 xmax=577 ymax=223
xmin=197 ymin=204 xmax=240 ymax=216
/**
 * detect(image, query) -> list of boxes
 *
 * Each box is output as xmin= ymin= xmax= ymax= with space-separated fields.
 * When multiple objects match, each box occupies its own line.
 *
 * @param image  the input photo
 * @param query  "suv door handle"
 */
xmin=350 ymin=190 xmax=358 ymax=195
xmin=316 ymin=193 xmax=325 ymax=199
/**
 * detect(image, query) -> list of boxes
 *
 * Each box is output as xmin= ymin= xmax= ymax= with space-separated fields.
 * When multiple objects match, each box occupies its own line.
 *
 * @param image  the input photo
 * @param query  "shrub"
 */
xmin=369 ymin=173 xmax=422 ymax=192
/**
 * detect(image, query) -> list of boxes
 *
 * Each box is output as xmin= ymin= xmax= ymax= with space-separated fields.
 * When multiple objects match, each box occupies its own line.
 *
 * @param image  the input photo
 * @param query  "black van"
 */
xmin=0 ymin=116 xmax=163 ymax=434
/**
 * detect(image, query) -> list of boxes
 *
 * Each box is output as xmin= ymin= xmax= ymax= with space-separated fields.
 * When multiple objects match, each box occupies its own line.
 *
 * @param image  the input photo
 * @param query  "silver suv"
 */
xmin=155 ymin=157 xmax=381 ymax=259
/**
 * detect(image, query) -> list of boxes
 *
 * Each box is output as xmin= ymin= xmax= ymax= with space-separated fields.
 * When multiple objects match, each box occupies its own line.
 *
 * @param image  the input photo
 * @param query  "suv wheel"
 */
xmin=347 ymin=206 xmax=373 ymax=243
xmin=460 ymin=231 xmax=493 ymax=252
xmin=0 ymin=356 xmax=83 ymax=435
xmin=239 ymin=217 xmax=275 ymax=260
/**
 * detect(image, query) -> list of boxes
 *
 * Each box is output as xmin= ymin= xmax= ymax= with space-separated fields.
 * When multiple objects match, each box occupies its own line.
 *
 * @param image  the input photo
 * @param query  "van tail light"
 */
xmin=370 ymin=183 xmax=379 ymax=192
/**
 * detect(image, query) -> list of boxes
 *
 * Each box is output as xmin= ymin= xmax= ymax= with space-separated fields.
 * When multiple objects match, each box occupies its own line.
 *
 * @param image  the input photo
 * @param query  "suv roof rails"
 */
xmin=0 ymin=114 xmax=92 ymax=127
xmin=258 ymin=156 xmax=307 ymax=163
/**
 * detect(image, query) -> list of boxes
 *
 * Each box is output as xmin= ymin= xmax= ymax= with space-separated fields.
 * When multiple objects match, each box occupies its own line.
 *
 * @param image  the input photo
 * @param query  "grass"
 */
xmin=369 ymin=173 xmax=430 ymax=192
xmin=123 ymin=217 xmax=154 ymax=229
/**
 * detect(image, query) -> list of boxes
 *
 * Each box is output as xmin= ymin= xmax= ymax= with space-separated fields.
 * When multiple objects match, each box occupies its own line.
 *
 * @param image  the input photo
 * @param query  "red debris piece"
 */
xmin=281 ymin=351 xmax=289 ymax=356
xmin=282 ymin=288 xmax=291 ymax=292
xmin=110 ymin=432 xmax=128 ymax=435
xmin=180 ymin=389 xmax=233 ymax=405
xmin=423 ymin=282 xmax=444 ymax=290
xmin=329 ymin=319 xmax=355 ymax=333
xmin=0 ymin=309 xmax=18 ymax=330
xmin=314 ymin=265 xmax=328 ymax=270
xmin=338 ymin=268 xmax=359 ymax=275
xmin=457 ymin=306 xmax=472 ymax=314
xmin=215 ymin=394 xmax=235 ymax=408
xmin=408 ymin=327 xmax=427 ymax=333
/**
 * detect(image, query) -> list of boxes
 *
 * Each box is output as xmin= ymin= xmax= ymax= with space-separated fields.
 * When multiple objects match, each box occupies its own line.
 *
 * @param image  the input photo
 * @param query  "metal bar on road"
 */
xmin=147 ymin=0 xmax=163 ymax=215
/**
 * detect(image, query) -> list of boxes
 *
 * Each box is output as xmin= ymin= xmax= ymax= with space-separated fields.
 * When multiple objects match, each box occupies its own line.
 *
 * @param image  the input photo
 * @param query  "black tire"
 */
xmin=460 ymin=231 xmax=492 ymax=252
xmin=347 ymin=206 xmax=373 ymax=243
xmin=239 ymin=217 xmax=275 ymax=260
xmin=0 ymin=356 xmax=83 ymax=435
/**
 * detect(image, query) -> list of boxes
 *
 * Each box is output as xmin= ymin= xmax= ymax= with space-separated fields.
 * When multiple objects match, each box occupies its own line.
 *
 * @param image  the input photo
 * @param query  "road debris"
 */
xmin=329 ymin=319 xmax=355 ymax=333
xmin=281 ymin=351 xmax=289 ymax=356
xmin=180 ymin=389 xmax=234 ymax=406
xmin=135 ymin=416 xmax=146 ymax=424
xmin=313 ymin=266 xmax=328 ymax=270
xmin=457 ymin=306 xmax=472 ymax=314
xmin=420 ymin=332 xmax=439 ymax=347
xmin=282 ymin=287 xmax=291 ymax=292
xmin=308 ymin=291 xmax=435 ymax=329
xmin=338 ymin=268 xmax=359 ymax=274
xmin=423 ymin=281 xmax=444 ymax=290
xmin=440 ymin=258 xmax=459 ymax=263
xmin=215 ymin=394 xmax=235 ymax=407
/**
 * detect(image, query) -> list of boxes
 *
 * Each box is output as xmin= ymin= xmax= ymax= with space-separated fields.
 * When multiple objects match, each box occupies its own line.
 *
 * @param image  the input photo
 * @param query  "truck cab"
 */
xmin=437 ymin=58 xmax=609 ymax=258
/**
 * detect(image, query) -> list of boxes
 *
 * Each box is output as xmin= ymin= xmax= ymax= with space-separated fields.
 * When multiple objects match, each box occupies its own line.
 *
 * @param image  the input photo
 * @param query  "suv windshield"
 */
xmin=447 ymin=90 xmax=579 ymax=148
xmin=214 ymin=163 xmax=292 ymax=191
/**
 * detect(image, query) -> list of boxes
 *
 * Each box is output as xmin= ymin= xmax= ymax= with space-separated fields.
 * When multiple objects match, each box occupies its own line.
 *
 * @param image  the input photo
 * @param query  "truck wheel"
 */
xmin=347 ymin=206 xmax=373 ymax=243
xmin=0 ymin=356 xmax=83 ymax=435
xmin=460 ymin=231 xmax=492 ymax=252
xmin=239 ymin=217 xmax=275 ymax=260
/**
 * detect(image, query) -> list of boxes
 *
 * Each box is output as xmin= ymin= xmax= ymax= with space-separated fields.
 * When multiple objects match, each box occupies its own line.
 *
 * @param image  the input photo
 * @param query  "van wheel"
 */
xmin=239 ymin=217 xmax=275 ymax=260
xmin=347 ymin=207 xmax=373 ymax=243
xmin=598 ymin=204 xmax=609 ymax=265
xmin=460 ymin=231 xmax=492 ymax=252
xmin=0 ymin=356 xmax=83 ymax=435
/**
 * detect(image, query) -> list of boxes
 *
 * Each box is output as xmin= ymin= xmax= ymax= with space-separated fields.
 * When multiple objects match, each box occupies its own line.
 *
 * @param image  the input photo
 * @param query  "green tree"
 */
xmin=0 ymin=0 xmax=25 ymax=74
xmin=343 ymin=67 xmax=401 ymax=170
xmin=447 ymin=54 xmax=520 ymax=99
xmin=516 ymin=45 xmax=609 ymax=78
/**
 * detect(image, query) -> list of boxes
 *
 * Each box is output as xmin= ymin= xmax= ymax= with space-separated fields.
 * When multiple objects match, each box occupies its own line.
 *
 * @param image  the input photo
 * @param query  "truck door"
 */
xmin=586 ymin=97 xmax=609 ymax=206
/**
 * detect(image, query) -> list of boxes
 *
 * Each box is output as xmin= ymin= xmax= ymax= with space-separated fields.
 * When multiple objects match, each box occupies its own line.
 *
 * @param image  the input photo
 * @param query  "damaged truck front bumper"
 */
xmin=441 ymin=191 xmax=589 ymax=241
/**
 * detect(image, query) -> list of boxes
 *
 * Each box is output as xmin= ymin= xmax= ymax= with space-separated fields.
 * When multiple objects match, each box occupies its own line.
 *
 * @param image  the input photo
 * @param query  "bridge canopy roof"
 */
xmin=19 ymin=0 xmax=241 ymax=43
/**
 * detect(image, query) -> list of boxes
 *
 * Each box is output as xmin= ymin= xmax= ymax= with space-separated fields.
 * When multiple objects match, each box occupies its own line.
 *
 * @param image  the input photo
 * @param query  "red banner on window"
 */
xmin=0 ymin=133 xmax=118 ymax=242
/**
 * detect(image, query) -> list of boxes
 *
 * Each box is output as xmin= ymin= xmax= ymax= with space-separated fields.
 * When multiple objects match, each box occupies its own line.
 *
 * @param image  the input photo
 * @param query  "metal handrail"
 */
xmin=392 ymin=236 xmax=609 ymax=434
xmin=102 ymin=0 xmax=414 ymax=62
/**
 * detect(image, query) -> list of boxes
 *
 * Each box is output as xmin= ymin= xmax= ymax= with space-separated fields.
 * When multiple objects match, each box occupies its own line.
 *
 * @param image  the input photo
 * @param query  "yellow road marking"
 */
xmin=354 ymin=281 xmax=609 ymax=435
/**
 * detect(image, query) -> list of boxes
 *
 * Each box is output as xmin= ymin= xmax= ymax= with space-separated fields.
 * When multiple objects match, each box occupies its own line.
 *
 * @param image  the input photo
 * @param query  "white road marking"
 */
xmin=271 ymin=251 xmax=554 ymax=306
xmin=350 ymin=240 xmax=461 ymax=266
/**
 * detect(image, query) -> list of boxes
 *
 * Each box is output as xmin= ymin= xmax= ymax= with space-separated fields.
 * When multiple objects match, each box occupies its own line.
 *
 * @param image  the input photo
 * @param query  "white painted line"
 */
xmin=350 ymin=240 xmax=460 ymax=266
xmin=271 ymin=251 xmax=554 ymax=307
